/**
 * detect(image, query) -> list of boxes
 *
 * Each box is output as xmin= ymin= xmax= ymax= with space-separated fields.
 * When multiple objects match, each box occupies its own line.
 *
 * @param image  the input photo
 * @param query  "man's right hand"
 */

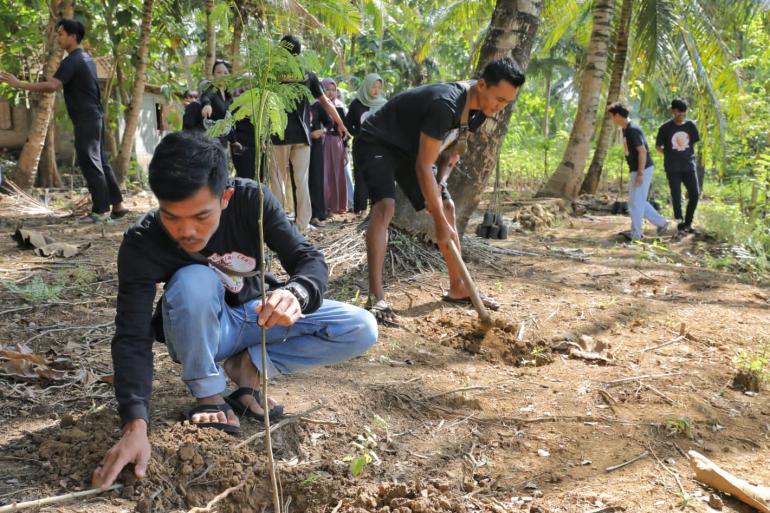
xmin=92 ymin=419 xmax=151 ymax=490
xmin=201 ymin=104 xmax=212 ymax=119
xmin=433 ymin=216 xmax=456 ymax=246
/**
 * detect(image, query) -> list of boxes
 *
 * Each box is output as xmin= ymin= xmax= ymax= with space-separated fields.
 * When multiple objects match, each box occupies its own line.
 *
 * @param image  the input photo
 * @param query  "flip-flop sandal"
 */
xmin=442 ymin=294 xmax=501 ymax=311
xmin=183 ymin=403 xmax=241 ymax=435
xmin=225 ymin=387 xmax=285 ymax=422
xmin=110 ymin=209 xmax=130 ymax=219
xmin=367 ymin=300 xmax=401 ymax=328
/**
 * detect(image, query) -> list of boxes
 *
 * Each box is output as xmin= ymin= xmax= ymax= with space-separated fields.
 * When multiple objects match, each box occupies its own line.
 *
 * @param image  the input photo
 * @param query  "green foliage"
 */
xmin=733 ymin=344 xmax=770 ymax=381
xmin=343 ymin=424 xmax=381 ymax=478
xmin=3 ymin=275 xmax=65 ymax=302
xmin=664 ymin=416 xmax=693 ymax=438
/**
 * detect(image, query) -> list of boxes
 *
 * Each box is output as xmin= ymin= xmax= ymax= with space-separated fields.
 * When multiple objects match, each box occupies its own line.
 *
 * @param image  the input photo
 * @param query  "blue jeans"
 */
xmin=162 ymin=265 xmax=378 ymax=399
xmin=629 ymin=166 xmax=667 ymax=240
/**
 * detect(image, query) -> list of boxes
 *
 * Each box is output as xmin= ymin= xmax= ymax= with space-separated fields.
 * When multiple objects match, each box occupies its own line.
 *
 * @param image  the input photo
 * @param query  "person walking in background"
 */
xmin=0 ymin=19 xmax=127 ymax=223
xmin=608 ymin=101 xmax=670 ymax=241
xmin=270 ymin=35 xmax=348 ymax=233
xmin=321 ymin=78 xmax=348 ymax=215
xmin=346 ymin=73 xmax=387 ymax=214
xmin=655 ymin=98 xmax=701 ymax=233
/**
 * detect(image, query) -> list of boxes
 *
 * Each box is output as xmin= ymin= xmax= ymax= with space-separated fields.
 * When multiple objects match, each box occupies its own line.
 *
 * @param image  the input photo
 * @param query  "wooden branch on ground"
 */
xmin=605 ymin=451 xmax=649 ymax=472
xmin=185 ymin=477 xmax=247 ymax=513
xmin=636 ymin=335 xmax=686 ymax=354
xmin=688 ymin=450 xmax=770 ymax=513
xmin=234 ymin=404 xmax=325 ymax=450
xmin=603 ymin=372 xmax=682 ymax=388
xmin=0 ymin=484 xmax=121 ymax=512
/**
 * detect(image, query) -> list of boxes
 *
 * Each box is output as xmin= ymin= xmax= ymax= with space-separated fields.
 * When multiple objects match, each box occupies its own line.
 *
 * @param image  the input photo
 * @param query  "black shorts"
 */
xmin=352 ymin=138 xmax=449 ymax=212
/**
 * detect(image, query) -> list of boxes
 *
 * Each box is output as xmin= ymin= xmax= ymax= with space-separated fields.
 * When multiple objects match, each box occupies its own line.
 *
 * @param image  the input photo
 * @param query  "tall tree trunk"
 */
xmin=115 ymin=0 xmax=154 ymax=182
xmin=36 ymin=113 xmax=62 ymax=188
xmin=580 ymin=0 xmax=632 ymax=195
xmin=230 ymin=4 xmax=244 ymax=74
xmin=392 ymin=0 xmax=543 ymax=236
xmin=537 ymin=0 xmax=615 ymax=199
xmin=542 ymin=64 xmax=552 ymax=180
xmin=205 ymin=0 xmax=216 ymax=79
xmin=11 ymin=0 xmax=72 ymax=189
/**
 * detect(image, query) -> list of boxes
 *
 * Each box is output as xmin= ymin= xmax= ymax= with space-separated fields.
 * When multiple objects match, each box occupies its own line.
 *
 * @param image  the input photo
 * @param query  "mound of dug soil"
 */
xmin=21 ymin=409 xmax=318 ymax=512
xmin=414 ymin=311 xmax=551 ymax=367
xmin=342 ymin=479 xmax=469 ymax=513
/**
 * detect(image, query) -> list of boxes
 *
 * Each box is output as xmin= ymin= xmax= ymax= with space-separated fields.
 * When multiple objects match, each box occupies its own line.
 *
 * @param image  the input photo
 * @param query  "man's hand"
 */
xmin=201 ymin=104 xmax=212 ymax=119
xmin=310 ymin=129 xmax=325 ymax=139
xmin=635 ymin=173 xmax=644 ymax=187
xmin=433 ymin=216 xmax=456 ymax=246
xmin=92 ymin=419 xmax=150 ymax=491
xmin=0 ymin=72 xmax=21 ymax=88
xmin=254 ymin=289 xmax=302 ymax=328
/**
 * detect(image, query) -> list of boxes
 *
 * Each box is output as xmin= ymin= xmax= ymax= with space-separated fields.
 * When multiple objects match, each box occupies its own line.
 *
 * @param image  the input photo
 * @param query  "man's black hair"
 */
xmin=671 ymin=98 xmax=688 ymax=112
xmin=212 ymin=59 xmax=232 ymax=75
xmin=280 ymin=35 xmax=302 ymax=55
xmin=149 ymin=131 xmax=229 ymax=202
xmin=56 ymin=19 xmax=85 ymax=43
xmin=481 ymin=57 xmax=526 ymax=88
xmin=182 ymin=90 xmax=197 ymax=99
xmin=608 ymin=101 xmax=630 ymax=118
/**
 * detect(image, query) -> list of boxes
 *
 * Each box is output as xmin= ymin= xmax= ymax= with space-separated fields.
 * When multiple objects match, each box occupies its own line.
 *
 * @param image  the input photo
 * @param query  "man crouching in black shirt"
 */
xmin=92 ymin=131 xmax=377 ymax=489
xmin=353 ymin=58 xmax=525 ymax=327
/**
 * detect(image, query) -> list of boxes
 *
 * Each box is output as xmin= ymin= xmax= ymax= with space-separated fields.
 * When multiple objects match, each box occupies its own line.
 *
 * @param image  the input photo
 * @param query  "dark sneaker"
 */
xmin=656 ymin=221 xmax=671 ymax=236
xmin=78 ymin=212 xmax=111 ymax=224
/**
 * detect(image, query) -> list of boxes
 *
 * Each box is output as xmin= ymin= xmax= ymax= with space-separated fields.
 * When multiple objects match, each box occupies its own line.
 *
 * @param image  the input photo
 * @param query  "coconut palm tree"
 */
xmin=537 ymin=0 xmax=615 ymax=199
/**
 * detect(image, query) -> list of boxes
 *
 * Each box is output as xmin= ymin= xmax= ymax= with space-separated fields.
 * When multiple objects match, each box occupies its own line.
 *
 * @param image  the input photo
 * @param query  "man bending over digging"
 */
xmin=352 ymin=57 xmax=525 ymax=327
xmin=92 ymin=131 xmax=377 ymax=489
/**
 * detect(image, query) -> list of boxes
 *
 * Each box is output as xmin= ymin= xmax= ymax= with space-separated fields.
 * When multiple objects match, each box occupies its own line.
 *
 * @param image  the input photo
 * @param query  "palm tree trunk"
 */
xmin=36 ymin=113 xmax=62 ymax=188
xmin=537 ymin=0 xmax=615 ymax=200
xmin=11 ymin=0 xmax=72 ymax=190
xmin=543 ymin=64 xmax=552 ymax=180
xmin=230 ymin=4 xmax=244 ymax=74
xmin=205 ymin=0 xmax=216 ymax=79
xmin=580 ymin=0 xmax=632 ymax=195
xmin=392 ymin=0 xmax=543 ymax=236
xmin=115 ymin=0 xmax=154 ymax=182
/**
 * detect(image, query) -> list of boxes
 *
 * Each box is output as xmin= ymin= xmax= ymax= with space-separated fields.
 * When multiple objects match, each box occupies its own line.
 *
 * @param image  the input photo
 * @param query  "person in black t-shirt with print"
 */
xmin=91 ymin=131 xmax=376 ymax=491
xmin=353 ymin=58 xmax=525 ymax=327
xmin=655 ymin=98 xmax=701 ymax=232
xmin=608 ymin=101 xmax=670 ymax=241
xmin=0 ymin=19 xmax=127 ymax=223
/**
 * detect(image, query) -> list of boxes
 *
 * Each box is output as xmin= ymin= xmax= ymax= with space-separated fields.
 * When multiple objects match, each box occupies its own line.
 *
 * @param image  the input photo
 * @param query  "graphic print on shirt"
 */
xmin=439 ymin=128 xmax=460 ymax=153
xmin=206 ymin=251 xmax=256 ymax=292
xmin=671 ymin=131 xmax=691 ymax=152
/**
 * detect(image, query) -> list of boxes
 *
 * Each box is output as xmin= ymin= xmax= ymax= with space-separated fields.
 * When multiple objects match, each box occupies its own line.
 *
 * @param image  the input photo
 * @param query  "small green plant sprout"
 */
xmin=665 ymin=416 xmax=693 ymax=438
xmin=3 ymin=275 xmax=65 ymax=302
xmin=733 ymin=346 xmax=770 ymax=382
xmin=301 ymin=473 xmax=321 ymax=486
xmin=343 ymin=425 xmax=382 ymax=477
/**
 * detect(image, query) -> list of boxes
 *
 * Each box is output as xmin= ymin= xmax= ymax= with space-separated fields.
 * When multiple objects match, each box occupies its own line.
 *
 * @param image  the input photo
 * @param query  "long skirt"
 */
xmin=323 ymin=134 xmax=348 ymax=214
xmin=309 ymin=137 xmax=327 ymax=221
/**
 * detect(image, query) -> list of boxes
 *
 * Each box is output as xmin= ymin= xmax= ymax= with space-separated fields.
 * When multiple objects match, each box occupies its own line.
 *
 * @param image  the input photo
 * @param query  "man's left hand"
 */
xmin=635 ymin=173 xmax=644 ymax=187
xmin=0 ymin=72 xmax=21 ymax=88
xmin=254 ymin=289 xmax=302 ymax=328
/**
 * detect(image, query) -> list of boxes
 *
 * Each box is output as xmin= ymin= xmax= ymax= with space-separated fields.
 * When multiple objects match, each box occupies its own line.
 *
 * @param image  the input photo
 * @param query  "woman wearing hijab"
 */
xmin=346 ymin=73 xmax=387 ymax=214
xmin=320 ymin=78 xmax=348 ymax=215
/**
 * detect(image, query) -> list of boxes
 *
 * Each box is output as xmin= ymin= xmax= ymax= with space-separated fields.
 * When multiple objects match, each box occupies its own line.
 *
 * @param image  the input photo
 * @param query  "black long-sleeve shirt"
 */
xmin=112 ymin=179 xmax=328 ymax=425
xmin=345 ymin=98 xmax=370 ymax=137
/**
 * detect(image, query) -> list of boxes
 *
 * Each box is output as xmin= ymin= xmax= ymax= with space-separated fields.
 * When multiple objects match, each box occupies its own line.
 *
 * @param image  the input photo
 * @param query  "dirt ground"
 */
xmin=0 ymin=189 xmax=769 ymax=513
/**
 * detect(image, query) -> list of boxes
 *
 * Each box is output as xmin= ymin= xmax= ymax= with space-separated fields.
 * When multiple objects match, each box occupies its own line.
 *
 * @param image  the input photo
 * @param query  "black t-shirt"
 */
xmin=622 ymin=122 xmax=654 ymax=173
xmin=345 ymin=98 xmax=370 ymax=137
xmin=272 ymin=71 xmax=324 ymax=146
xmin=53 ymin=48 xmax=103 ymax=124
xmin=112 ymin=179 xmax=328 ymax=424
xmin=199 ymin=87 xmax=232 ymax=121
xmin=359 ymin=82 xmax=486 ymax=160
xmin=655 ymin=119 xmax=700 ymax=168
